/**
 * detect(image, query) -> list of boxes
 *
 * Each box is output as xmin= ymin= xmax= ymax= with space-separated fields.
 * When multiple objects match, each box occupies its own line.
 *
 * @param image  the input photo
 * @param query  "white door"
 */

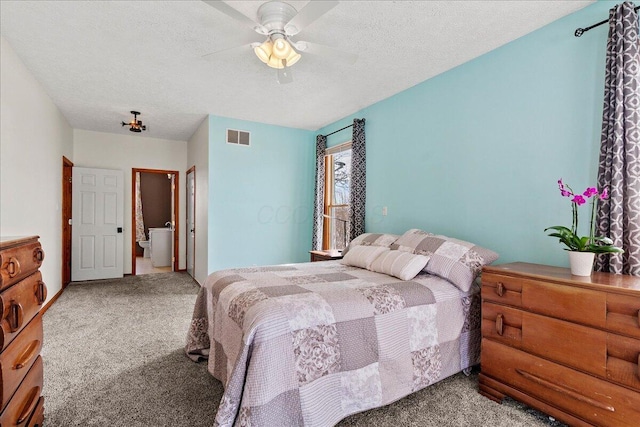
xmin=186 ymin=169 xmax=195 ymax=278
xmin=72 ymin=167 xmax=124 ymax=281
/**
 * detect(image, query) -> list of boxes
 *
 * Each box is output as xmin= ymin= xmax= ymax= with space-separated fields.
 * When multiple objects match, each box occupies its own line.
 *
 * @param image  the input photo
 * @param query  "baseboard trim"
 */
xmin=42 ymin=286 xmax=65 ymax=314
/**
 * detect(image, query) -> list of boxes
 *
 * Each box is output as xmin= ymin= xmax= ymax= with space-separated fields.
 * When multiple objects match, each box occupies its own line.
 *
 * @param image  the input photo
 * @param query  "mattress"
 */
xmin=186 ymin=260 xmax=480 ymax=427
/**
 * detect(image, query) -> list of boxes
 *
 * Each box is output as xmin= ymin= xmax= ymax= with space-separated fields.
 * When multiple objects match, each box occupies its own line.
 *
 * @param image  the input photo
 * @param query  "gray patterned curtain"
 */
xmin=595 ymin=1 xmax=640 ymax=276
xmin=349 ymin=119 xmax=366 ymax=241
xmin=312 ymin=134 xmax=327 ymax=250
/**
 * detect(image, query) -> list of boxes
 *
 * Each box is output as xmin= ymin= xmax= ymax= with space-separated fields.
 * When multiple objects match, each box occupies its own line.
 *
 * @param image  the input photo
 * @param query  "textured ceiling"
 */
xmin=0 ymin=1 xmax=593 ymax=141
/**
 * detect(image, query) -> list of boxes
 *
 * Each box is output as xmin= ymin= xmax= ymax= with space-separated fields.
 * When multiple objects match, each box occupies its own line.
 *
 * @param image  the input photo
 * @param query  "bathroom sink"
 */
xmin=149 ymin=228 xmax=172 ymax=267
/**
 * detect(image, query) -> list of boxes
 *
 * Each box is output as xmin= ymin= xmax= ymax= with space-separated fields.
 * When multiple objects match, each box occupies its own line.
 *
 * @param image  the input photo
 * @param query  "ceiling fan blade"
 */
xmin=294 ymin=41 xmax=358 ymax=65
xmin=202 ymin=0 xmax=268 ymax=35
xmin=201 ymin=33 xmax=263 ymax=60
xmin=277 ymin=66 xmax=293 ymax=84
xmin=284 ymin=1 xmax=339 ymax=36
xmin=202 ymin=42 xmax=257 ymax=60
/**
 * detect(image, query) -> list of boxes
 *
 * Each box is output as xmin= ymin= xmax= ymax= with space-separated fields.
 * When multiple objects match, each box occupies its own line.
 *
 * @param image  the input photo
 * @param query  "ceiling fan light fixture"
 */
xmin=271 ymin=35 xmax=292 ymax=59
xmin=267 ymin=55 xmax=284 ymax=69
xmin=285 ymin=50 xmax=301 ymax=67
xmin=254 ymin=40 xmax=273 ymax=64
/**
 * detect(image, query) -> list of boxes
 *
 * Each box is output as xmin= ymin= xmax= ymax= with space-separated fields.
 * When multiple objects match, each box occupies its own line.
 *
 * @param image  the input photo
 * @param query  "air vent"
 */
xmin=226 ymin=129 xmax=250 ymax=146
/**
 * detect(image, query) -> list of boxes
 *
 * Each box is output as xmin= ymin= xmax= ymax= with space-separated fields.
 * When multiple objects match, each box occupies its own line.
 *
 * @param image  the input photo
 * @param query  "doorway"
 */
xmin=131 ymin=168 xmax=179 ymax=275
xmin=186 ymin=166 xmax=195 ymax=278
xmin=61 ymin=156 xmax=73 ymax=287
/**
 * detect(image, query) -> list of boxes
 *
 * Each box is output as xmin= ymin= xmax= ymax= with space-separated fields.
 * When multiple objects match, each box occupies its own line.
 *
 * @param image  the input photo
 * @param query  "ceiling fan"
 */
xmin=201 ymin=0 xmax=357 ymax=84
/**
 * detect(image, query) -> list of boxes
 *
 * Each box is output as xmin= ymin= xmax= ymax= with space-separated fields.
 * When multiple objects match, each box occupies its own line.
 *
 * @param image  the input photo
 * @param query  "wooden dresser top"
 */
xmin=0 ymin=236 xmax=40 ymax=250
xmin=484 ymin=262 xmax=640 ymax=296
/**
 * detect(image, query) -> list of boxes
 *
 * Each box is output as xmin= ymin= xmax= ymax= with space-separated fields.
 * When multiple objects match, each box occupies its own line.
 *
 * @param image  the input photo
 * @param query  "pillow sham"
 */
xmin=342 ymin=233 xmax=399 ymax=256
xmin=421 ymin=235 xmax=499 ymax=292
xmin=389 ymin=228 xmax=435 ymax=254
xmin=369 ymin=250 xmax=429 ymax=281
xmin=341 ymin=245 xmax=390 ymax=270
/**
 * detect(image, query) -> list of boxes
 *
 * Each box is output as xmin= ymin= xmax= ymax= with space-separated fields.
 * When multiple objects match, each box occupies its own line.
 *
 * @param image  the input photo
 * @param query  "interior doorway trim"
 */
xmin=61 ymin=156 xmax=73 ymax=288
xmin=131 ymin=168 xmax=180 ymax=275
xmin=186 ymin=165 xmax=196 ymax=279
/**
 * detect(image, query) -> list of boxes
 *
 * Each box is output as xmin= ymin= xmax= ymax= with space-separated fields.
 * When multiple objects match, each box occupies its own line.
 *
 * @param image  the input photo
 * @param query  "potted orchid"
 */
xmin=545 ymin=179 xmax=623 ymax=275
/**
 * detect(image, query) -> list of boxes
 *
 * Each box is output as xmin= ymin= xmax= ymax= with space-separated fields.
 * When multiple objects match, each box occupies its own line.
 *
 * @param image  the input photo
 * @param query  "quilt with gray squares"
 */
xmin=186 ymin=261 xmax=480 ymax=427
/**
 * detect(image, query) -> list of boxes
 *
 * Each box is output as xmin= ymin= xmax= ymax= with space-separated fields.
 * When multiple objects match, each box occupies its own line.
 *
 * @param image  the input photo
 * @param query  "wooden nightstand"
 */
xmin=479 ymin=262 xmax=640 ymax=427
xmin=309 ymin=250 xmax=343 ymax=262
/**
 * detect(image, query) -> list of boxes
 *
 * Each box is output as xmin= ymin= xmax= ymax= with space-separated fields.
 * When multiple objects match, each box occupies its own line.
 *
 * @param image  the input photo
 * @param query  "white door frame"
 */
xmin=186 ymin=166 xmax=196 ymax=278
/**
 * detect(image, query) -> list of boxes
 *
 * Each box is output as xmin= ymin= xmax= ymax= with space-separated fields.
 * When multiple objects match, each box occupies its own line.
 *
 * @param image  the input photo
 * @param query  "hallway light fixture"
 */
xmin=122 ymin=111 xmax=146 ymax=133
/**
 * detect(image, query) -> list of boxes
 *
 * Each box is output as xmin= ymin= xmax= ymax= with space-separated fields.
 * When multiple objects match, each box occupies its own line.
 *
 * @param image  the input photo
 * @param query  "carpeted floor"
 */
xmin=41 ymin=272 xmax=565 ymax=426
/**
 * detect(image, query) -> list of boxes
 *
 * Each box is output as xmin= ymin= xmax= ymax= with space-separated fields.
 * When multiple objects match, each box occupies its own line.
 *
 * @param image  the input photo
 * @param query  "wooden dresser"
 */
xmin=479 ymin=262 xmax=640 ymax=427
xmin=0 ymin=236 xmax=47 ymax=427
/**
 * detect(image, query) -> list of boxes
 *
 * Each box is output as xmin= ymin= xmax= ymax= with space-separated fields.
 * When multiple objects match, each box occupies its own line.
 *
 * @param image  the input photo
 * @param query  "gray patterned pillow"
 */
xmin=421 ymin=235 xmax=499 ymax=291
xmin=369 ymin=250 xmax=429 ymax=281
xmin=342 ymin=233 xmax=399 ymax=256
xmin=341 ymin=246 xmax=391 ymax=270
xmin=389 ymin=229 xmax=436 ymax=254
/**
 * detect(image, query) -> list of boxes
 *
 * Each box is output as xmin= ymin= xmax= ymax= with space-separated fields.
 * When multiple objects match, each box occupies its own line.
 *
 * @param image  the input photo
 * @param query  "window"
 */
xmin=323 ymin=142 xmax=351 ymax=250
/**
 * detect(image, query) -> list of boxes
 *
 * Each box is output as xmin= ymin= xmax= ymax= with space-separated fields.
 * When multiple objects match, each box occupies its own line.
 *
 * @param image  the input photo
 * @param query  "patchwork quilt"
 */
xmin=186 ymin=261 xmax=480 ymax=427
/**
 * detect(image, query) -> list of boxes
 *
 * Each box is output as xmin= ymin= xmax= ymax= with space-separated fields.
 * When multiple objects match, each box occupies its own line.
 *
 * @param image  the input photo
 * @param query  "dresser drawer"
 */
xmin=607 ymin=332 xmax=640 ymax=391
xmin=481 ymin=273 xmax=523 ymax=307
xmin=0 ymin=272 xmax=46 ymax=351
xmin=0 ymin=241 xmax=44 ymax=292
xmin=520 ymin=311 xmax=607 ymax=379
xmin=521 ymin=280 xmax=607 ymax=329
xmin=0 ymin=356 xmax=43 ymax=427
xmin=25 ymin=397 xmax=43 ymax=427
xmin=481 ymin=302 xmax=523 ymax=349
xmin=607 ymin=293 xmax=640 ymax=340
xmin=482 ymin=339 xmax=640 ymax=427
xmin=0 ymin=314 xmax=42 ymax=411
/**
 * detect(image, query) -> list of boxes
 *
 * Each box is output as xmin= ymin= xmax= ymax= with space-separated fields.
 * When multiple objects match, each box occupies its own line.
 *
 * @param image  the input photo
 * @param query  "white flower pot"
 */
xmin=568 ymin=251 xmax=595 ymax=276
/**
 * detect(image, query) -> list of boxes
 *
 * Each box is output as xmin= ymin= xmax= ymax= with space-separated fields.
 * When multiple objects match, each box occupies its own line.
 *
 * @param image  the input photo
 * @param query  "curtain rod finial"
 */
xmin=575 ymin=28 xmax=584 ymax=37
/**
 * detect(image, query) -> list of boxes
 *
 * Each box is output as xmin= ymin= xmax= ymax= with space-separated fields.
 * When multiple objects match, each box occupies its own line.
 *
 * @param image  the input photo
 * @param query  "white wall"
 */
xmin=187 ymin=117 xmax=209 ymax=285
xmin=73 ymin=129 xmax=187 ymax=274
xmin=0 ymin=36 xmax=74 ymax=303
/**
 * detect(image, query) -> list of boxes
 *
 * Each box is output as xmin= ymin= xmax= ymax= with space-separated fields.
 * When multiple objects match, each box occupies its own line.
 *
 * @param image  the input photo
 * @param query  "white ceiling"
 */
xmin=0 ymin=0 xmax=594 ymax=141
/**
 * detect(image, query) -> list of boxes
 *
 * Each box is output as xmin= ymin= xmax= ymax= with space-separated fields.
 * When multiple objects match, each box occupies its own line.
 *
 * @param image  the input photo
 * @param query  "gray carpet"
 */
xmin=41 ymin=272 xmax=564 ymax=426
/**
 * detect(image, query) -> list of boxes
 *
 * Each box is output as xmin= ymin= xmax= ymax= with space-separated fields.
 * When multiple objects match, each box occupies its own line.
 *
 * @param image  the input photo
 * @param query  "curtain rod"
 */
xmin=322 ymin=118 xmax=365 ymax=137
xmin=575 ymin=5 xmax=640 ymax=37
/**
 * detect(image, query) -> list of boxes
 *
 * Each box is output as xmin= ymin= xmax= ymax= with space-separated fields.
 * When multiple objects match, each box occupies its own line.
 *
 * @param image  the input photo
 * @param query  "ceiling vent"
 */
xmin=227 ymin=129 xmax=251 ymax=146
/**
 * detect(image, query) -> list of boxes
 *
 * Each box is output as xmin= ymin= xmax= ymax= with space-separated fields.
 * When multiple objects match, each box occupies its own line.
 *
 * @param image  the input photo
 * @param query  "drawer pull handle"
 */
xmin=36 ymin=280 xmax=47 ymax=305
xmin=496 ymin=282 xmax=505 ymax=297
xmin=5 ymin=256 xmax=21 ymax=278
xmin=9 ymin=301 xmax=24 ymax=332
xmin=516 ymin=369 xmax=614 ymax=412
xmin=15 ymin=340 xmax=40 ymax=369
xmin=496 ymin=314 xmax=504 ymax=336
xmin=33 ymin=247 xmax=44 ymax=263
xmin=17 ymin=387 xmax=40 ymax=424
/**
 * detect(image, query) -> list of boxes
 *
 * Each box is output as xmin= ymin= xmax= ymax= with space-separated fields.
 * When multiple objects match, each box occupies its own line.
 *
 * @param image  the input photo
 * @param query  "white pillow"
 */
xmin=369 ymin=250 xmax=430 ymax=281
xmin=341 ymin=246 xmax=390 ymax=270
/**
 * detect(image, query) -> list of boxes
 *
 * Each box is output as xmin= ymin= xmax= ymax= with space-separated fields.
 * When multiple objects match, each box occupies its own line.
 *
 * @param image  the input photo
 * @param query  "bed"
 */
xmin=186 ymin=230 xmax=498 ymax=427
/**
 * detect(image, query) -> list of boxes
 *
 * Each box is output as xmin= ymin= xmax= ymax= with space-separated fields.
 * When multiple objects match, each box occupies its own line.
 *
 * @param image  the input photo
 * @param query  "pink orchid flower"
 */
xmin=583 ymin=187 xmax=598 ymax=198
xmin=572 ymin=195 xmax=586 ymax=205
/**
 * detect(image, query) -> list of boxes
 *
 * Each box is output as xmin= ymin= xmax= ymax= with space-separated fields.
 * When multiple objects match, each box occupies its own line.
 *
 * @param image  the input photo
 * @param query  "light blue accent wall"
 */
xmin=320 ymin=1 xmax=616 ymax=267
xmin=208 ymin=115 xmax=315 ymax=271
